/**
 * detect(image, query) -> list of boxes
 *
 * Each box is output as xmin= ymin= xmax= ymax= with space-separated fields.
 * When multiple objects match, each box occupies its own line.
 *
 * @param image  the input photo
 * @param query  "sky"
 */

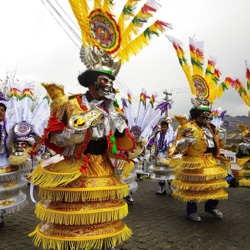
xmin=0 ymin=0 xmax=250 ymax=118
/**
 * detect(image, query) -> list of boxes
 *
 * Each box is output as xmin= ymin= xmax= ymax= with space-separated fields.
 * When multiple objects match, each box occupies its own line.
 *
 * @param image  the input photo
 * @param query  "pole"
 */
xmin=163 ymin=90 xmax=172 ymax=118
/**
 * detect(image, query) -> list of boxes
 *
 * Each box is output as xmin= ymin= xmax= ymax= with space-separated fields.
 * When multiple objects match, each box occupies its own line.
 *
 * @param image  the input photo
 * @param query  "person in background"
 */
xmin=0 ymin=103 xmax=8 ymax=227
xmin=149 ymin=120 xmax=175 ymax=195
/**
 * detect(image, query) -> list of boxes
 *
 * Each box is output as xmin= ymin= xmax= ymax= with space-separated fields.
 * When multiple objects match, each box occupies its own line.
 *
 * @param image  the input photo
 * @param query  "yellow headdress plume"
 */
xmin=166 ymin=35 xmax=234 ymax=110
xmin=69 ymin=0 xmax=172 ymax=75
xmin=229 ymin=61 xmax=250 ymax=107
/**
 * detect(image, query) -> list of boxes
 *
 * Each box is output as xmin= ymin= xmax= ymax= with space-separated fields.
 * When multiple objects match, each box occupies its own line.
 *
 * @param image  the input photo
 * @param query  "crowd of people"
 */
xmin=1 ymin=0 xmax=250 ymax=250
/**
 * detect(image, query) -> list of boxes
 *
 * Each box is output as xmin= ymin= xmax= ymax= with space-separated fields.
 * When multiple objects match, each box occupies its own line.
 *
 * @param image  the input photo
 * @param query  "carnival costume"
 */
xmin=112 ymin=90 xmax=171 ymax=202
xmin=236 ymin=124 xmax=250 ymax=186
xmin=0 ymin=77 xmax=50 ymax=227
xmin=28 ymin=1 xmax=171 ymax=249
xmin=167 ymin=36 xmax=233 ymax=221
xmin=227 ymin=61 xmax=250 ymax=187
xmin=148 ymin=118 xmax=175 ymax=195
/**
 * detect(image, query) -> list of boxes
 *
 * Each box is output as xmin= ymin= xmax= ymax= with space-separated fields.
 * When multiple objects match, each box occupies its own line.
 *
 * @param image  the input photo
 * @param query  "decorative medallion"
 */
xmin=13 ymin=121 xmax=32 ymax=136
xmin=192 ymin=75 xmax=209 ymax=98
xmin=89 ymin=10 xmax=121 ymax=53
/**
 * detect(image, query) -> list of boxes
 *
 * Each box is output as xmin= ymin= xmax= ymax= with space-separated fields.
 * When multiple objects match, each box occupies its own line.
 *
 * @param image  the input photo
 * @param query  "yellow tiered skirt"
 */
xmin=28 ymin=154 xmax=132 ymax=249
xmin=169 ymin=153 xmax=229 ymax=203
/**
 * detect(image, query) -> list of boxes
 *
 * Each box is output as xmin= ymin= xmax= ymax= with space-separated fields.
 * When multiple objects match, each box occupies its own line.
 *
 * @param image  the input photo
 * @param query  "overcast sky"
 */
xmin=1 ymin=0 xmax=250 ymax=117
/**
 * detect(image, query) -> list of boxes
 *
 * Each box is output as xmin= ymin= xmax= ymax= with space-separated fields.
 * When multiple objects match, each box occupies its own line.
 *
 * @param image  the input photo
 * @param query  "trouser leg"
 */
xmin=186 ymin=201 xmax=197 ymax=215
xmin=204 ymin=199 xmax=219 ymax=210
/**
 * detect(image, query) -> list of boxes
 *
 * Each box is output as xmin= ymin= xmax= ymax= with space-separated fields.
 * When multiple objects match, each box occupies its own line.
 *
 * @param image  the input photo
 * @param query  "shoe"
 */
xmin=156 ymin=188 xmax=166 ymax=195
xmin=187 ymin=213 xmax=201 ymax=222
xmin=125 ymin=196 xmax=134 ymax=203
xmin=205 ymin=208 xmax=223 ymax=219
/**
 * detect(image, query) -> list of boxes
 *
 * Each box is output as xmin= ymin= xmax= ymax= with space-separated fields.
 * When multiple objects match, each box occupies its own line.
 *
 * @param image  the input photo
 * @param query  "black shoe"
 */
xmin=125 ymin=196 xmax=134 ymax=203
xmin=205 ymin=208 xmax=223 ymax=219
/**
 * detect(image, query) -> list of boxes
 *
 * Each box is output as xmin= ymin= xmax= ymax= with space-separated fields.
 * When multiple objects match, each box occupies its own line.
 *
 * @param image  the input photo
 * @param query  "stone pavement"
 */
xmin=1 ymin=179 xmax=250 ymax=250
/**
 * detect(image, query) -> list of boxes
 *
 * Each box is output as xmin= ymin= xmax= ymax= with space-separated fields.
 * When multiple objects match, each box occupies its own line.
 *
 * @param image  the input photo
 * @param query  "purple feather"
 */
xmin=220 ymin=110 xmax=227 ymax=120
xmin=122 ymin=98 xmax=128 ymax=108
xmin=0 ymin=92 xmax=7 ymax=101
xmin=156 ymin=101 xmax=172 ymax=115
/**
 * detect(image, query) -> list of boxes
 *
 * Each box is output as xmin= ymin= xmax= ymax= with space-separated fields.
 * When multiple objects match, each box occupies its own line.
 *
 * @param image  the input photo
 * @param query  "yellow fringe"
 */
xmin=35 ymin=200 xmax=128 ymax=225
xmin=172 ymin=179 xmax=229 ymax=191
xmin=121 ymin=161 xmax=134 ymax=178
xmin=172 ymin=189 xmax=228 ymax=203
xmin=29 ymin=224 xmax=132 ymax=250
xmin=38 ymin=185 xmax=129 ymax=202
xmin=175 ymin=166 xmax=228 ymax=182
xmin=28 ymin=163 xmax=82 ymax=188
xmin=169 ymin=154 xmax=217 ymax=170
xmin=238 ymin=169 xmax=250 ymax=177
xmin=239 ymin=179 xmax=250 ymax=187
xmin=237 ymin=156 xmax=250 ymax=167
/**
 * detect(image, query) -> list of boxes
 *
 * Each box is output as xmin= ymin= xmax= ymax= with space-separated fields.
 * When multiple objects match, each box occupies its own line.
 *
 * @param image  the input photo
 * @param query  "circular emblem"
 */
xmin=13 ymin=122 xmax=32 ymax=136
xmin=192 ymin=75 xmax=209 ymax=98
xmin=69 ymin=115 xmax=90 ymax=131
xmin=89 ymin=10 xmax=121 ymax=53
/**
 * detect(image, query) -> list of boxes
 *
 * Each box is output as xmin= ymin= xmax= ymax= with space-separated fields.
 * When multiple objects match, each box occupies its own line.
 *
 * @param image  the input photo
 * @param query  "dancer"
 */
xmin=148 ymin=119 xmax=175 ymax=195
xmin=122 ymin=90 xmax=173 ymax=200
xmin=28 ymin=1 xmax=172 ymax=249
xmin=167 ymin=36 xmax=233 ymax=222
xmin=0 ymin=77 xmax=50 ymax=228
xmin=226 ymin=61 xmax=250 ymax=187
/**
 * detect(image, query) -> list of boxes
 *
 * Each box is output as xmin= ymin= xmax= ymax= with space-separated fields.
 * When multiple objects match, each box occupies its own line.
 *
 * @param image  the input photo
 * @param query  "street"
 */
xmin=0 ymin=179 xmax=249 ymax=250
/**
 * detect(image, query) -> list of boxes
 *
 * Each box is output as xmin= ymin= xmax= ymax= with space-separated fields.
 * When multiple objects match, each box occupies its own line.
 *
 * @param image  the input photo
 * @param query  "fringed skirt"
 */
xmin=169 ymin=153 xmax=229 ymax=203
xmin=28 ymin=154 xmax=132 ymax=250
xmin=149 ymin=157 xmax=174 ymax=182
xmin=237 ymin=156 xmax=250 ymax=187
xmin=0 ymin=164 xmax=28 ymax=214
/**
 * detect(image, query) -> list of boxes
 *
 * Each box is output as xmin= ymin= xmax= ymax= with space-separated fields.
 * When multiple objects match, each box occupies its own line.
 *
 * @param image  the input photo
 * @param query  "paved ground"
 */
xmin=0 ymin=179 xmax=250 ymax=250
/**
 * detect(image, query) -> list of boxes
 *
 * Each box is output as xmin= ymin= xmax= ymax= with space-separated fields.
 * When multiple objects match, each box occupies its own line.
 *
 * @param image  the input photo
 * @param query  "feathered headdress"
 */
xmin=166 ymin=35 xmax=234 ymax=110
xmin=229 ymin=60 xmax=250 ymax=107
xmin=3 ymin=75 xmax=51 ymax=142
xmin=69 ymin=0 xmax=172 ymax=75
xmin=122 ymin=88 xmax=172 ymax=140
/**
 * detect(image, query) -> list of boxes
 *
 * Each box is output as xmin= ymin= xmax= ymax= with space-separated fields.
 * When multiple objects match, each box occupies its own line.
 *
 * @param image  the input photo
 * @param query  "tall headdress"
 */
xmin=167 ymin=36 xmax=234 ymax=111
xmin=69 ymin=0 xmax=172 ymax=75
xmin=229 ymin=60 xmax=250 ymax=108
xmin=122 ymin=88 xmax=172 ymax=140
xmin=1 ymin=75 xmax=51 ymax=164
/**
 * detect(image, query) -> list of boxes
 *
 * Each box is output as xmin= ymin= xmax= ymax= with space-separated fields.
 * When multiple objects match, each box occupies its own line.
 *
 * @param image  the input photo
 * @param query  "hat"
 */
xmin=78 ymin=69 xmax=115 ymax=88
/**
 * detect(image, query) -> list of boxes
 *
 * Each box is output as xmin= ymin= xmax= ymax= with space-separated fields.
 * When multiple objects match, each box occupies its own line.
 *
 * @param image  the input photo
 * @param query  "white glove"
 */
xmin=176 ymin=135 xmax=196 ymax=153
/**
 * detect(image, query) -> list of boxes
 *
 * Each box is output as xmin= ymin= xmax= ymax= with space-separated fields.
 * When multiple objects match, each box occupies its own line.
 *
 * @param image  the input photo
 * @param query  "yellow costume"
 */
xmin=28 ymin=0 xmax=171 ymax=247
xmin=166 ymin=35 xmax=234 ymax=221
xmin=236 ymin=124 xmax=250 ymax=186
xmin=29 ymin=87 xmax=135 ymax=249
xmin=169 ymin=115 xmax=230 ymax=202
